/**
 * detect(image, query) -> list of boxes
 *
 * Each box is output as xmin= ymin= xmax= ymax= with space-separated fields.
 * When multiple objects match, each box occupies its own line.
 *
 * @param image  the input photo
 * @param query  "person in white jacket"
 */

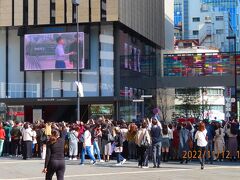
xmin=21 ymin=123 xmax=33 ymax=160
xmin=195 ymin=121 xmax=208 ymax=170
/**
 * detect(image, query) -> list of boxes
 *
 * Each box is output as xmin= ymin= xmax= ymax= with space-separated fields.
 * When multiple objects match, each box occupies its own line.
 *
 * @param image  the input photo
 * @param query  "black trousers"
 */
xmin=22 ymin=141 xmax=32 ymax=159
xmin=11 ymin=139 xmax=21 ymax=156
xmin=137 ymin=146 xmax=149 ymax=167
xmin=46 ymin=160 xmax=65 ymax=180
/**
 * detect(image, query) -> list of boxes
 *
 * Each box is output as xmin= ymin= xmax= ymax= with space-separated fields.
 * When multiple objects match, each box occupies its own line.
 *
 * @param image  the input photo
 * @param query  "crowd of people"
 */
xmin=0 ymin=117 xmax=240 ymax=171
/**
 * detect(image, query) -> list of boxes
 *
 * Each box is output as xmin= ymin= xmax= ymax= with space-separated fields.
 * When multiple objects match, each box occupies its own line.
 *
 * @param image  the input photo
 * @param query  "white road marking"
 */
xmin=0 ymin=160 xmax=44 ymax=164
xmin=1 ymin=166 xmax=240 ymax=180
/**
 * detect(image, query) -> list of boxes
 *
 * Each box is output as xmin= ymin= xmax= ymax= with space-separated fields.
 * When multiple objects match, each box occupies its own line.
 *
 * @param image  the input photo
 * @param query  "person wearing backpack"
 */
xmin=150 ymin=118 xmax=162 ymax=168
xmin=135 ymin=122 xmax=151 ymax=168
xmin=226 ymin=121 xmax=239 ymax=161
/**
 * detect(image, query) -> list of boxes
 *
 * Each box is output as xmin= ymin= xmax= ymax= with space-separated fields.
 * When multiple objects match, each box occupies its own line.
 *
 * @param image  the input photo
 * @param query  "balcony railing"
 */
xmin=0 ymin=82 xmax=41 ymax=98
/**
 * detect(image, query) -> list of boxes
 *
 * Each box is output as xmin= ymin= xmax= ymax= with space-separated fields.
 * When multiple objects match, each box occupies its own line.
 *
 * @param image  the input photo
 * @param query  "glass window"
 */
xmin=216 ymin=29 xmax=224 ymax=34
xmin=193 ymin=30 xmax=199 ymax=35
xmin=192 ymin=17 xmax=200 ymax=22
xmin=216 ymin=16 xmax=224 ymax=21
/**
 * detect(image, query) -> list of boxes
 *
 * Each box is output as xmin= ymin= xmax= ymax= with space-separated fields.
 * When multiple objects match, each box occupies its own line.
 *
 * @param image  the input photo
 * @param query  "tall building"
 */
xmin=174 ymin=0 xmax=240 ymax=50
xmin=201 ymin=0 xmax=240 ymax=50
xmin=0 ymin=0 xmax=165 ymax=122
xmin=174 ymin=0 xmax=233 ymax=51
xmin=174 ymin=0 xmax=183 ymax=27
xmin=201 ymin=0 xmax=239 ymax=33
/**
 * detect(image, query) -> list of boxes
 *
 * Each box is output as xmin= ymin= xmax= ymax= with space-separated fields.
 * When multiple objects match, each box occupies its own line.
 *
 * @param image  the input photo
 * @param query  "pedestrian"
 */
xmin=226 ymin=121 xmax=238 ymax=161
xmin=205 ymin=120 xmax=215 ymax=164
xmin=114 ymin=127 xmax=126 ymax=166
xmin=162 ymin=124 xmax=171 ymax=162
xmin=80 ymin=125 xmax=96 ymax=165
xmin=11 ymin=121 xmax=22 ymax=157
xmin=21 ymin=123 xmax=33 ymax=160
xmin=135 ymin=122 xmax=151 ymax=168
xmin=179 ymin=123 xmax=190 ymax=164
xmin=68 ymin=126 xmax=79 ymax=160
xmin=150 ymin=118 xmax=162 ymax=168
xmin=3 ymin=121 xmax=12 ymax=156
xmin=0 ymin=122 xmax=6 ymax=156
xmin=43 ymin=130 xmax=65 ymax=180
xmin=120 ymin=123 xmax=129 ymax=159
xmin=126 ymin=123 xmax=138 ymax=160
xmin=195 ymin=121 xmax=208 ymax=170
xmin=213 ymin=123 xmax=225 ymax=161
xmin=92 ymin=124 xmax=104 ymax=162
xmin=101 ymin=124 xmax=112 ymax=162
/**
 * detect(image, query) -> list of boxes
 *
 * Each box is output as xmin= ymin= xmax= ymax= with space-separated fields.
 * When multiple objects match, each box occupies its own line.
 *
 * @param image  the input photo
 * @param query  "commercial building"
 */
xmin=174 ymin=0 xmax=233 ymax=51
xmin=174 ymin=0 xmax=240 ymax=50
xmin=0 ymin=0 xmax=165 ymax=122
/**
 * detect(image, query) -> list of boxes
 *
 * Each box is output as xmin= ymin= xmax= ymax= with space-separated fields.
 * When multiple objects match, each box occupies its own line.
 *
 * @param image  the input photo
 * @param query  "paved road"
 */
xmin=0 ymin=158 xmax=240 ymax=180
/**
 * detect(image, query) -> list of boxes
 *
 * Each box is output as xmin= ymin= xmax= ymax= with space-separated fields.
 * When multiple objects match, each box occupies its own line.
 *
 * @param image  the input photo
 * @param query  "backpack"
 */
xmin=140 ymin=130 xmax=150 ymax=147
xmin=230 ymin=123 xmax=238 ymax=135
xmin=40 ymin=130 xmax=47 ymax=143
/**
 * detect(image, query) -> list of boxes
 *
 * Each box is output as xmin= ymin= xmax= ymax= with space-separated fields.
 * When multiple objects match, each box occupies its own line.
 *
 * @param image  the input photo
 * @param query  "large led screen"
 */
xmin=24 ymin=32 xmax=85 ymax=70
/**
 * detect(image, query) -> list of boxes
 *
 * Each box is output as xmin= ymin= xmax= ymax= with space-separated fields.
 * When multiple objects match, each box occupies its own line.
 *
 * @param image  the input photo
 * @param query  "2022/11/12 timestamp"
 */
xmin=182 ymin=150 xmax=240 ymax=159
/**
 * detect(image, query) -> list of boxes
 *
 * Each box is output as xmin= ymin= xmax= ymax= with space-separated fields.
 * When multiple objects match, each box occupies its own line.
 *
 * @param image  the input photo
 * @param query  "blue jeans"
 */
xmin=116 ymin=152 xmax=124 ymax=163
xmin=93 ymin=141 xmax=101 ymax=160
xmin=198 ymin=146 xmax=206 ymax=167
xmin=81 ymin=146 xmax=96 ymax=164
xmin=0 ymin=140 xmax=4 ymax=156
xmin=206 ymin=140 xmax=213 ymax=163
xmin=152 ymin=142 xmax=162 ymax=166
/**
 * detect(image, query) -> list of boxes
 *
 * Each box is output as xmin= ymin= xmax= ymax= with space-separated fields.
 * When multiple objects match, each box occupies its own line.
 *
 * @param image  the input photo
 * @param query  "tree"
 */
xmin=157 ymin=88 xmax=174 ymax=122
xmin=175 ymin=88 xmax=201 ymax=118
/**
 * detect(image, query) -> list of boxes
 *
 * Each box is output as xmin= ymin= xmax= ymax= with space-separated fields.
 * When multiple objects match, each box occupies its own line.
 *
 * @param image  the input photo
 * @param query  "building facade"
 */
xmin=174 ymin=0 xmax=240 ymax=50
xmin=0 ymin=0 xmax=165 ymax=122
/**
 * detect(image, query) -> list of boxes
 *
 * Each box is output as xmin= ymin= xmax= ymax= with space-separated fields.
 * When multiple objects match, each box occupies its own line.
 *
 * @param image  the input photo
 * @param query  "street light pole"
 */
xmin=72 ymin=0 xmax=80 ymax=121
xmin=227 ymin=35 xmax=237 ymax=120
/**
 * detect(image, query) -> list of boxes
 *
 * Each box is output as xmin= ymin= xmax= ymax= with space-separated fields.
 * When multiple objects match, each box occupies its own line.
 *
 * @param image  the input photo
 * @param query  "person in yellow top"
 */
xmin=45 ymin=123 xmax=52 ymax=137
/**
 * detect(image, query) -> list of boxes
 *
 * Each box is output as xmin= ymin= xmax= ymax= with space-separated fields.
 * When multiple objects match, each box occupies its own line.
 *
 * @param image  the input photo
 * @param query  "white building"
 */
xmin=183 ymin=0 xmax=233 ymax=51
xmin=174 ymin=87 xmax=225 ymax=120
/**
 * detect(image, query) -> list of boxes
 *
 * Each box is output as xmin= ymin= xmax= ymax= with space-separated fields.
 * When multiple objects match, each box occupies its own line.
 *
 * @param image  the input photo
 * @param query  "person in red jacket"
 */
xmin=0 ymin=122 xmax=6 ymax=156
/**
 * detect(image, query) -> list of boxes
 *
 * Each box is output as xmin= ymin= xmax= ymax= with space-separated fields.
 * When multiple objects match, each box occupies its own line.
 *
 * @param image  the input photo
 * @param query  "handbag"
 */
xmin=114 ymin=146 xmax=123 ymax=153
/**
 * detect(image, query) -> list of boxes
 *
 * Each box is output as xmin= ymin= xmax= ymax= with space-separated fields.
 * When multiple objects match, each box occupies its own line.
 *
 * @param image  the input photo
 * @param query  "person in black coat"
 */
xmin=114 ymin=127 xmax=126 ymax=166
xmin=42 ymin=130 xmax=65 ymax=180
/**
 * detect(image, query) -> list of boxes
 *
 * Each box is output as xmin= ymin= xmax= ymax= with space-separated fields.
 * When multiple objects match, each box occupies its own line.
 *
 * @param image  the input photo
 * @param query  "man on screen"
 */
xmin=55 ymin=36 xmax=74 ymax=69
xmin=69 ymin=33 xmax=84 ymax=69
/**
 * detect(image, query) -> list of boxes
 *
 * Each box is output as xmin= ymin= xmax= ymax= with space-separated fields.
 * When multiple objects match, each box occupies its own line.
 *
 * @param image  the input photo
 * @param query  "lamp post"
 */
xmin=227 ymin=35 xmax=237 ymax=120
xmin=72 ymin=0 xmax=80 ymax=121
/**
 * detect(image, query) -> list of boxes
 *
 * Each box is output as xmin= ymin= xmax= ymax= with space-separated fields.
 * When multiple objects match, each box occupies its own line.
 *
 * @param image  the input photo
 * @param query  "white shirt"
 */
xmin=84 ymin=130 xmax=92 ymax=146
xmin=195 ymin=129 xmax=208 ymax=147
xmin=55 ymin=44 xmax=66 ymax=61
xmin=32 ymin=130 xmax=37 ymax=144
xmin=21 ymin=128 xmax=33 ymax=141
xmin=120 ymin=128 xmax=128 ymax=142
